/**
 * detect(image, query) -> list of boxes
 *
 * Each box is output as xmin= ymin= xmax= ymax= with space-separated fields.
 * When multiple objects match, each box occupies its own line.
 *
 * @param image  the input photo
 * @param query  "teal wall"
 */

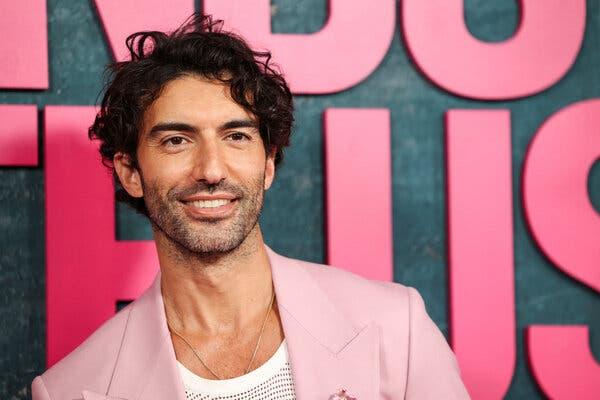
xmin=0 ymin=0 xmax=599 ymax=398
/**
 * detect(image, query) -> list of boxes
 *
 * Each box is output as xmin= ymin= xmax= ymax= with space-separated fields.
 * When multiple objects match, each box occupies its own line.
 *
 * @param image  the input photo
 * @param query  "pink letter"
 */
xmin=0 ymin=1 xmax=48 ymax=89
xmin=523 ymin=99 xmax=600 ymax=398
xmin=445 ymin=110 xmax=516 ymax=398
xmin=94 ymin=0 xmax=194 ymax=61
xmin=523 ymin=99 xmax=600 ymax=291
xmin=323 ymin=108 xmax=392 ymax=281
xmin=204 ymin=0 xmax=395 ymax=94
xmin=0 ymin=105 xmax=38 ymax=166
xmin=45 ymin=106 xmax=158 ymax=366
xmin=527 ymin=326 xmax=600 ymax=399
xmin=402 ymin=0 xmax=586 ymax=99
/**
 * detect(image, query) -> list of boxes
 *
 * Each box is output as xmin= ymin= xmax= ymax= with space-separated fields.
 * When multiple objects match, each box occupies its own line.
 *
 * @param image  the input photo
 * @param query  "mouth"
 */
xmin=180 ymin=197 xmax=239 ymax=219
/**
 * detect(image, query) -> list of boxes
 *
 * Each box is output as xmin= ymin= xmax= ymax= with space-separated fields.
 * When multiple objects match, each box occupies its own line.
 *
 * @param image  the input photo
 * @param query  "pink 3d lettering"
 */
xmin=323 ymin=108 xmax=392 ymax=281
xmin=401 ymin=0 xmax=586 ymax=99
xmin=94 ymin=0 xmax=194 ymax=61
xmin=445 ymin=110 xmax=516 ymax=399
xmin=523 ymin=99 xmax=600 ymax=292
xmin=0 ymin=1 xmax=48 ymax=89
xmin=523 ymin=99 xmax=600 ymax=399
xmin=45 ymin=106 xmax=158 ymax=366
xmin=0 ymin=105 xmax=38 ymax=166
xmin=204 ymin=0 xmax=395 ymax=94
xmin=527 ymin=326 xmax=600 ymax=399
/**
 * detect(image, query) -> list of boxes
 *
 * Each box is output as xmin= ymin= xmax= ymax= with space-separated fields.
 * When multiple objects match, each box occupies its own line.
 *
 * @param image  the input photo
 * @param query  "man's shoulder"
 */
xmin=35 ymin=303 xmax=133 ymax=399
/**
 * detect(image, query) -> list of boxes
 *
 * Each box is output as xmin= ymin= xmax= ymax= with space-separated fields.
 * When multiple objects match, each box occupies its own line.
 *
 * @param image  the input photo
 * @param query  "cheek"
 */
xmin=141 ymin=151 xmax=194 ymax=181
xmin=240 ymin=154 xmax=269 ymax=182
xmin=140 ymin=147 xmax=193 ymax=176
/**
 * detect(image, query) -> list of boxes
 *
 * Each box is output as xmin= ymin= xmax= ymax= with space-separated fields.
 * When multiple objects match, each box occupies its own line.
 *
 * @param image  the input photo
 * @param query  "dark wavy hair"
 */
xmin=88 ymin=14 xmax=294 ymax=216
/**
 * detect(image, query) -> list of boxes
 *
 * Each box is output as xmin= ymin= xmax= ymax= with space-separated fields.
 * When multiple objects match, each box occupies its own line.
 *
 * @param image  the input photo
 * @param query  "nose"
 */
xmin=191 ymin=139 xmax=227 ymax=185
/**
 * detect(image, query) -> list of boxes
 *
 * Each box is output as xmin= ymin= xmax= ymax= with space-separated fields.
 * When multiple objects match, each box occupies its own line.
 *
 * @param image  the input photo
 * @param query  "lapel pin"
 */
xmin=328 ymin=388 xmax=357 ymax=400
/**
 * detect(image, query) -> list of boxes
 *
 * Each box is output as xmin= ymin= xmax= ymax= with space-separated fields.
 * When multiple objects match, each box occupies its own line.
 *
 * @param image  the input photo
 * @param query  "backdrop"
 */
xmin=0 ymin=1 xmax=598 ymax=399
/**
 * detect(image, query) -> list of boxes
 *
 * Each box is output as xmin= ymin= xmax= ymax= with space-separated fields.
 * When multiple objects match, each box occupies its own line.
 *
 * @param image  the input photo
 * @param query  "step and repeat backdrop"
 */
xmin=0 ymin=0 xmax=599 ymax=399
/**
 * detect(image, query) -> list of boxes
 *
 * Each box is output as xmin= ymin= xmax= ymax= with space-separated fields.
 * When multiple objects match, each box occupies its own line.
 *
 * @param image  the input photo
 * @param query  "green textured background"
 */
xmin=1 ymin=0 xmax=599 ymax=398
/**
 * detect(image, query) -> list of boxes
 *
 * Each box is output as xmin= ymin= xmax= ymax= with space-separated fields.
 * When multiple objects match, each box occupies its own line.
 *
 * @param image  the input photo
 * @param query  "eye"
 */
xmin=163 ymin=136 xmax=188 ymax=147
xmin=227 ymin=132 xmax=251 ymax=141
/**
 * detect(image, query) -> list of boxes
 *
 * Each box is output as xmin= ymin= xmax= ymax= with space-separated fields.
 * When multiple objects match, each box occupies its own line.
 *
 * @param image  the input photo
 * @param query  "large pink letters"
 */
xmin=45 ymin=106 xmax=158 ymax=366
xmin=402 ymin=0 xmax=586 ymax=99
xmin=527 ymin=326 xmax=600 ymax=399
xmin=94 ymin=0 xmax=194 ymax=61
xmin=0 ymin=1 xmax=48 ymax=89
xmin=523 ymin=99 xmax=600 ymax=292
xmin=523 ymin=99 xmax=600 ymax=398
xmin=0 ymin=105 xmax=38 ymax=166
xmin=204 ymin=0 xmax=395 ymax=94
xmin=323 ymin=109 xmax=392 ymax=281
xmin=445 ymin=110 xmax=516 ymax=399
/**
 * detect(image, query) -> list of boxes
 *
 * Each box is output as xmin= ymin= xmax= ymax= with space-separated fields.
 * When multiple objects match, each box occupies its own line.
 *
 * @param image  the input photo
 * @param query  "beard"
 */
xmin=141 ymin=173 xmax=265 ymax=256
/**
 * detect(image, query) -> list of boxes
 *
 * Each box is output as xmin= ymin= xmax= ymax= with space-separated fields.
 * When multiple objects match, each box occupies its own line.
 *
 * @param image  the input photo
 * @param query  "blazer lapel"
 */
xmin=93 ymin=275 xmax=187 ymax=400
xmin=267 ymin=246 xmax=381 ymax=399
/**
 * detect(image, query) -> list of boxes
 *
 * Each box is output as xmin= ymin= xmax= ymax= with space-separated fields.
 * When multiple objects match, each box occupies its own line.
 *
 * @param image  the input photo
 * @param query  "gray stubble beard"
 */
xmin=143 ymin=174 xmax=265 ymax=261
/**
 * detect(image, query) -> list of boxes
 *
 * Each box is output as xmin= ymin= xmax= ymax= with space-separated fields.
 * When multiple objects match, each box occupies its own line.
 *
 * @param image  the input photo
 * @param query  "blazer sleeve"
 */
xmin=404 ymin=287 xmax=471 ymax=399
xmin=32 ymin=375 xmax=52 ymax=400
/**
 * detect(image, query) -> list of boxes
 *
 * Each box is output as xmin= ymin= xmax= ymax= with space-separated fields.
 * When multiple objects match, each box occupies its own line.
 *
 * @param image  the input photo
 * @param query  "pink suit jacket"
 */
xmin=32 ymin=245 xmax=471 ymax=399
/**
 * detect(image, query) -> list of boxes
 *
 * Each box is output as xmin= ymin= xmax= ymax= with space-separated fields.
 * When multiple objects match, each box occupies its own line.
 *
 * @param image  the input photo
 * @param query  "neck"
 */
xmin=156 ymin=224 xmax=273 ymax=336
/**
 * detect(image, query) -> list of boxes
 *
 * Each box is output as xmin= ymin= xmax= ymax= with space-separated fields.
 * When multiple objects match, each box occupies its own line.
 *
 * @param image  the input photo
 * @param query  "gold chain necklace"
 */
xmin=165 ymin=288 xmax=276 ymax=380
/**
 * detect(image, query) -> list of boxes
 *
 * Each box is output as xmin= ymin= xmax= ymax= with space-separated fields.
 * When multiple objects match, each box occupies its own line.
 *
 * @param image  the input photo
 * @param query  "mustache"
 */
xmin=169 ymin=181 xmax=244 ymax=200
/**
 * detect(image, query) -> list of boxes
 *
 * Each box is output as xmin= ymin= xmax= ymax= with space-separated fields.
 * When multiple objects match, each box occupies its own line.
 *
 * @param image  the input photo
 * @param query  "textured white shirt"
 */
xmin=178 ymin=338 xmax=297 ymax=400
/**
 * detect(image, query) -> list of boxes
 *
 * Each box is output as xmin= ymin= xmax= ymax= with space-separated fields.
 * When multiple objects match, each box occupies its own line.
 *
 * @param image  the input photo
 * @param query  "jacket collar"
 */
xmin=266 ymin=247 xmax=381 ymax=399
xmin=83 ymin=245 xmax=379 ymax=400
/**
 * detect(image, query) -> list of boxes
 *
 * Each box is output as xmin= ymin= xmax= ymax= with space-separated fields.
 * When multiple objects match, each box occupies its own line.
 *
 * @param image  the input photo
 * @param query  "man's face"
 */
xmin=125 ymin=74 xmax=275 ymax=254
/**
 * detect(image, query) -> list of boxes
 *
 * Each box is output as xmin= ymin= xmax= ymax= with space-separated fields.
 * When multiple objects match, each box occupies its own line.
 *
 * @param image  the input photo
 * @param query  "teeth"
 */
xmin=190 ymin=199 xmax=231 ymax=208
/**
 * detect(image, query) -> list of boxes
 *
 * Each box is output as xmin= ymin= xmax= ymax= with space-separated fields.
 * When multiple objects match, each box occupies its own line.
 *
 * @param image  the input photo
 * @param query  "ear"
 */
xmin=263 ymin=147 xmax=276 ymax=191
xmin=113 ymin=152 xmax=144 ymax=198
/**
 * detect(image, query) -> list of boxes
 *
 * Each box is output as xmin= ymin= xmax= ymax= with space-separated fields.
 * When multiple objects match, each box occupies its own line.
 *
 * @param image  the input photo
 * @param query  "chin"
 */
xmin=176 ymin=229 xmax=248 ymax=255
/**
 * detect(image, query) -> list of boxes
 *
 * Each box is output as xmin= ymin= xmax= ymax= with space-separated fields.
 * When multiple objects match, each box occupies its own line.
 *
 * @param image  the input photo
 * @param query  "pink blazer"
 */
xmin=32 ymin=245 xmax=471 ymax=399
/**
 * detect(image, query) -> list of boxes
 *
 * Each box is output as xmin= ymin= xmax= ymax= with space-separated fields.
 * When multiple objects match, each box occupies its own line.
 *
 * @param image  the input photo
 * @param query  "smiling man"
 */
xmin=31 ymin=14 xmax=470 ymax=400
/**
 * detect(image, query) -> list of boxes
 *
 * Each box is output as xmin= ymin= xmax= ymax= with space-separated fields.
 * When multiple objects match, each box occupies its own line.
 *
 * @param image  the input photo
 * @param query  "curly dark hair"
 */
xmin=88 ymin=14 xmax=294 ymax=216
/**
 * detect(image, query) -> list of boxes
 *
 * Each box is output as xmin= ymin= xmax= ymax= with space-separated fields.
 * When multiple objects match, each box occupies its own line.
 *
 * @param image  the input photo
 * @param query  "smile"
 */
xmin=189 ymin=199 xmax=232 ymax=208
xmin=181 ymin=197 xmax=238 ymax=219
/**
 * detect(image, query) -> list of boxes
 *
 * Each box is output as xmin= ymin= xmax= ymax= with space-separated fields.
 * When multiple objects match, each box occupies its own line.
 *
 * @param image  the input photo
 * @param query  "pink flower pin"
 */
xmin=328 ymin=388 xmax=357 ymax=400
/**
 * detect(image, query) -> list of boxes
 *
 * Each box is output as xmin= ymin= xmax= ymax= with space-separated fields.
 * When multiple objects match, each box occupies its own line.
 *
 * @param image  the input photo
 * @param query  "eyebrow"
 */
xmin=219 ymin=119 xmax=259 ymax=131
xmin=146 ymin=119 xmax=259 ymax=140
xmin=146 ymin=122 xmax=198 ymax=141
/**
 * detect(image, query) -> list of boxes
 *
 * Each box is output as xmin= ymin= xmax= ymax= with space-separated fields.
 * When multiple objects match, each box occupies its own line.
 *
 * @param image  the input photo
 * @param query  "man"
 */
xmin=32 ymin=14 xmax=470 ymax=400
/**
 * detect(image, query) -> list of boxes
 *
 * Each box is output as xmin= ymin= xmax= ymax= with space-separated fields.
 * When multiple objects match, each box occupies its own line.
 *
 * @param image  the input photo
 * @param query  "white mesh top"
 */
xmin=177 ymin=338 xmax=297 ymax=400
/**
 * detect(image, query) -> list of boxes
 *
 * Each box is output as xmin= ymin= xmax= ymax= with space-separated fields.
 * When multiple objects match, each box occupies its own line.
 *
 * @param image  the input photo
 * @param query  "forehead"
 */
xmin=142 ymin=75 xmax=254 ymax=129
